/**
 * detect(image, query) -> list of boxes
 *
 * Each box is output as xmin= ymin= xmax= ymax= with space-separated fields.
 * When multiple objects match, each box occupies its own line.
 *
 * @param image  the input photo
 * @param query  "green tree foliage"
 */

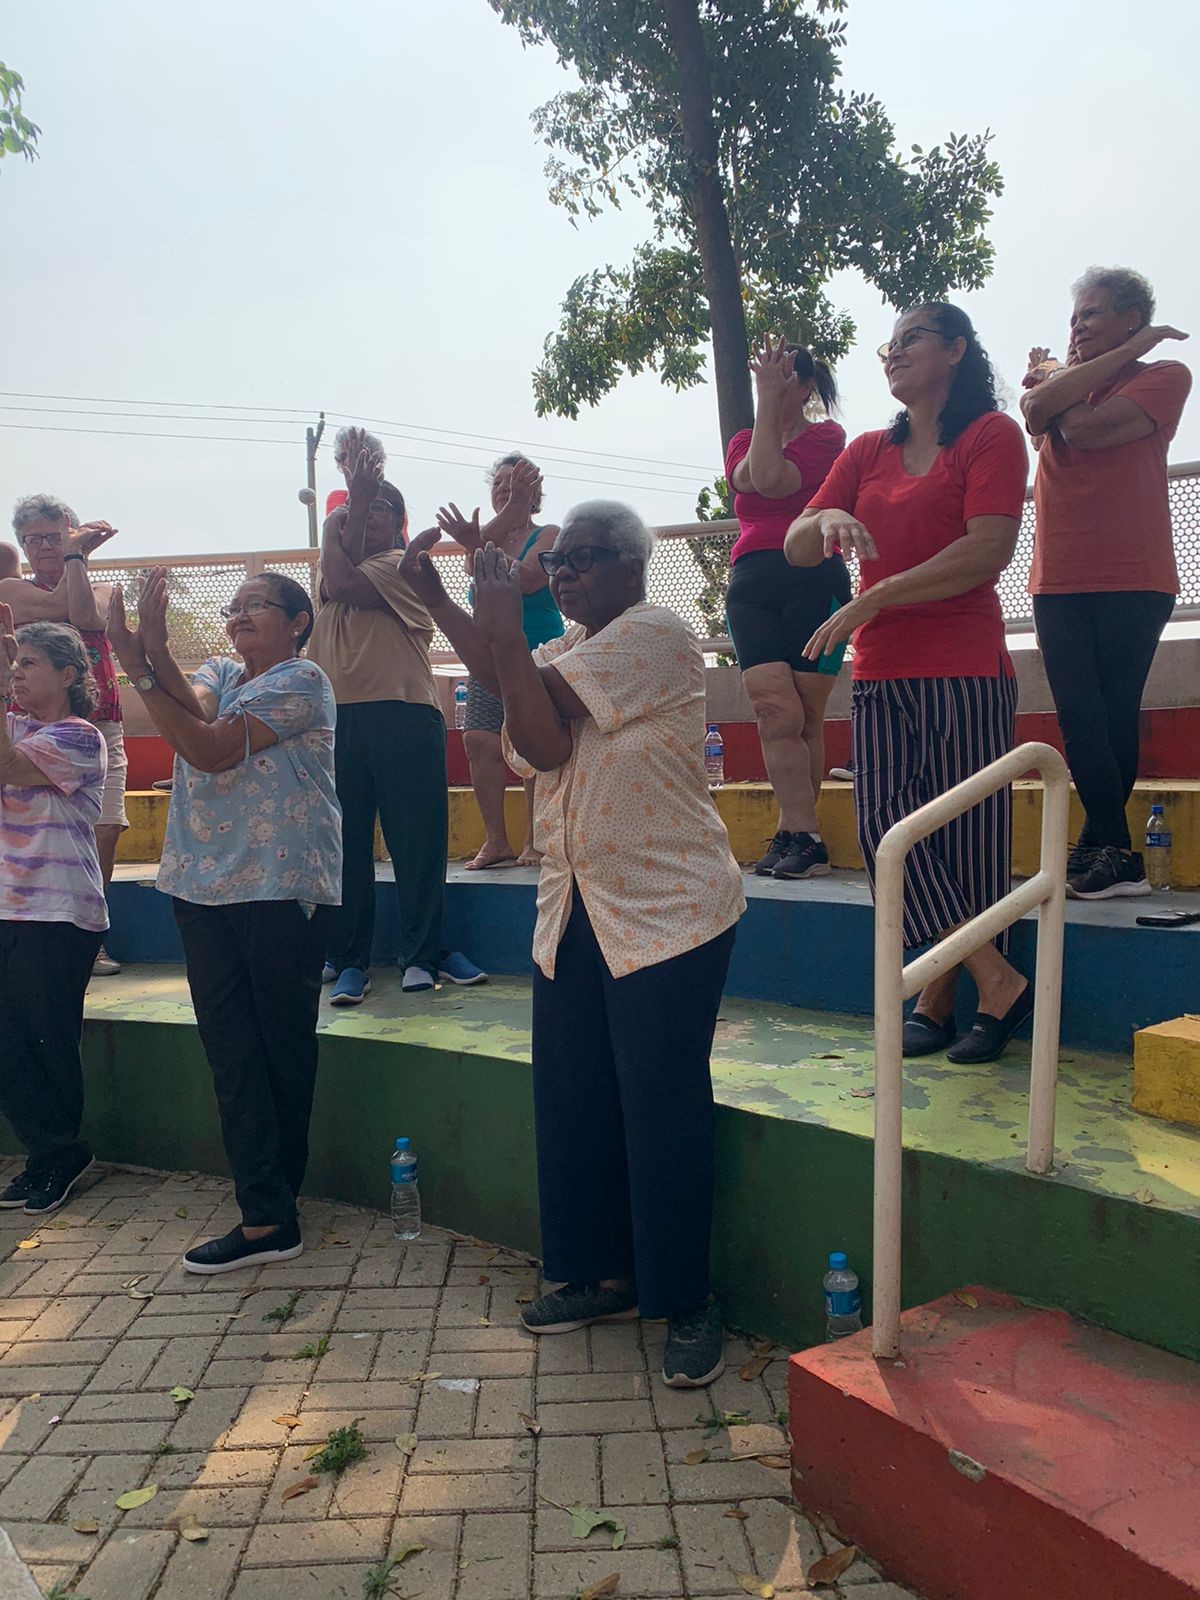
xmin=489 ymin=0 xmax=1003 ymax=446
xmin=0 ymin=63 xmax=40 ymax=168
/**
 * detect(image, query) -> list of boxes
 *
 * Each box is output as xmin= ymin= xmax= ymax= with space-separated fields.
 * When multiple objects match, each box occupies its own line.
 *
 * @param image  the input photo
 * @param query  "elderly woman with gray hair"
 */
xmin=0 ymin=612 xmax=107 ymax=1216
xmin=399 ymin=501 xmax=745 ymax=1389
xmin=1022 ymin=267 xmax=1191 ymax=900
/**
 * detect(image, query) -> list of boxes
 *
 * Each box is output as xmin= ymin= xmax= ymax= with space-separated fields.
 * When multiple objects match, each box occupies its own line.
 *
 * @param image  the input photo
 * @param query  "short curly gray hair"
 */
xmin=12 ymin=493 xmax=78 ymax=540
xmin=560 ymin=500 xmax=656 ymax=570
xmin=333 ymin=426 xmax=386 ymax=470
xmin=1072 ymin=266 xmax=1156 ymax=330
xmin=487 ymin=451 xmax=544 ymax=515
xmin=16 ymin=622 xmax=98 ymax=717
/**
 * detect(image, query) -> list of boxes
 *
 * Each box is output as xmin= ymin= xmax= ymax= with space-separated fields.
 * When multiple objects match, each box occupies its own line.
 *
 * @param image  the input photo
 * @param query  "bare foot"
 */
xmin=465 ymin=844 xmax=517 ymax=871
xmin=517 ymin=845 xmax=543 ymax=868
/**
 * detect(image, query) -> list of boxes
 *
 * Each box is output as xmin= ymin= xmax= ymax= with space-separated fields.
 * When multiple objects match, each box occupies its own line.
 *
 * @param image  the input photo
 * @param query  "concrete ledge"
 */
xmin=1134 ymin=1016 xmax=1200 ymax=1130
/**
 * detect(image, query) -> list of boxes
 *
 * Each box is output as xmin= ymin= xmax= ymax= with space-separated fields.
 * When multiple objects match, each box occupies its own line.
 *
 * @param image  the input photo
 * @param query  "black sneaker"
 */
xmin=520 ymin=1281 xmax=638 ymax=1335
xmin=773 ymin=833 xmax=831 ymax=880
xmin=0 ymin=1171 xmax=34 ymax=1209
xmin=1066 ymin=840 xmax=1099 ymax=878
xmin=754 ymin=831 xmax=793 ymax=876
xmin=23 ymin=1152 xmax=95 ymax=1216
xmin=183 ymin=1221 xmax=303 ymax=1275
xmin=1067 ymin=845 xmax=1151 ymax=901
xmin=662 ymin=1297 xmax=725 ymax=1388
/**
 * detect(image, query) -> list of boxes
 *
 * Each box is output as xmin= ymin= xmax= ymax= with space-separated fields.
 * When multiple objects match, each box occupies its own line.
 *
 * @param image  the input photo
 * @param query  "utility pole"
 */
xmin=301 ymin=412 xmax=326 ymax=547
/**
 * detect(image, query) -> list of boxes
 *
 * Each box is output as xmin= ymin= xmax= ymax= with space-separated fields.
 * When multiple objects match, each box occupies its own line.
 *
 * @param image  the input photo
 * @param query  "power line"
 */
xmin=0 ymin=420 xmax=696 ymax=497
xmin=0 ymin=389 xmax=719 ymax=476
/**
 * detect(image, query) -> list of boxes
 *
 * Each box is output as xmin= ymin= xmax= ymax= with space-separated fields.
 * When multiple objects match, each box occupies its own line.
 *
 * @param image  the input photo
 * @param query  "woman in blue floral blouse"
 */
xmin=108 ymin=566 xmax=341 ymax=1274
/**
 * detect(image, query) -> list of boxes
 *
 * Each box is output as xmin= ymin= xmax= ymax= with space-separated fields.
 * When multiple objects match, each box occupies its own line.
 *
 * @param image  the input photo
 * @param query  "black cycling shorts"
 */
xmin=725 ymin=549 xmax=852 ymax=673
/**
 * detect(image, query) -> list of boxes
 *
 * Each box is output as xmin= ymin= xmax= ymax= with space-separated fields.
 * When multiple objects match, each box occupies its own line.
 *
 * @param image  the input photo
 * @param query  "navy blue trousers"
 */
xmin=530 ymin=894 xmax=735 ymax=1320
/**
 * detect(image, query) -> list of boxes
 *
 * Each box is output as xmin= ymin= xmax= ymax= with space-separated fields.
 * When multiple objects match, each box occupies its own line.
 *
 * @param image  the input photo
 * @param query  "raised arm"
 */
xmin=60 ymin=522 xmax=118 ymax=631
xmin=399 ymin=527 xmax=502 ymax=694
xmin=0 ymin=574 xmax=69 ymax=624
xmin=472 ymin=545 xmax=572 ymax=771
xmin=1020 ymin=324 xmax=1188 ymax=441
xmin=733 ymin=335 xmax=805 ymax=498
xmin=318 ymin=442 xmax=389 ymax=610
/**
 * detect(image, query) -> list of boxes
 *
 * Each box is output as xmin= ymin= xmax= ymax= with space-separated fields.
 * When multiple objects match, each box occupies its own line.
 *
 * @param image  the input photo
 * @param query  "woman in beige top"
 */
xmin=400 ymin=500 xmax=745 ymax=1390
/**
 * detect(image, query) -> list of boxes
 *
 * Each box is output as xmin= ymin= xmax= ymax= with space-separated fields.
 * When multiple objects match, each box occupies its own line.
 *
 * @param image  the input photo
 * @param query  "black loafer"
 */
xmin=183 ymin=1221 xmax=303 ymax=1275
xmin=902 ymin=1011 xmax=957 ymax=1057
xmin=947 ymin=983 xmax=1034 ymax=1065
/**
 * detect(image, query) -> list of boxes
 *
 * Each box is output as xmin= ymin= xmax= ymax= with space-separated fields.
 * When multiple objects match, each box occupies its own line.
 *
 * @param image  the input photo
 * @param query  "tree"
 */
xmin=0 ymin=63 xmax=40 ymax=169
xmin=489 ymin=0 xmax=1003 ymax=447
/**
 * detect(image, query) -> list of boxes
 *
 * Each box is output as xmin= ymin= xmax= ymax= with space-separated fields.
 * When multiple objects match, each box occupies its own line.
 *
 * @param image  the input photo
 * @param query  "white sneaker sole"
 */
xmin=437 ymin=970 xmax=488 ymax=986
xmin=521 ymin=1304 xmax=639 ymax=1336
xmin=330 ymin=983 xmax=371 ymax=1006
xmin=1066 ymin=879 xmax=1152 ymax=900
xmin=183 ymin=1240 xmax=304 ymax=1275
xmin=661 ymin=1353 xmax=726 ymax=1389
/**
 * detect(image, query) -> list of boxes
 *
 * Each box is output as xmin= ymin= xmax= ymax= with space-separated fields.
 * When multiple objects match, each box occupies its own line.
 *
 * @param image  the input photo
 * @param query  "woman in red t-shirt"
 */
xmin=1021 ymin=267 xmax=1190 ymax=901
xmin=723 ymin=337 xmax=847 ymax=880
xmin=787 ymin=303 xmax=1031 ymax=1065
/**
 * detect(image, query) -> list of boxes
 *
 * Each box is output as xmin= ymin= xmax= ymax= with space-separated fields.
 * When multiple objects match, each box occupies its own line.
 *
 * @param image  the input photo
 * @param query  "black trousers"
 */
xmin=327 ymin=700 xmax=448 ymax=974
xmin=1033 ymin=592 xmax=1175 ymax=850
xmin=0 ymin=919 xmax=103 ymax=1180
xmin=531 ymin=895 xmax=736 ymax=1321
xmin=174 ymin=898 xmax=331 ymax=1228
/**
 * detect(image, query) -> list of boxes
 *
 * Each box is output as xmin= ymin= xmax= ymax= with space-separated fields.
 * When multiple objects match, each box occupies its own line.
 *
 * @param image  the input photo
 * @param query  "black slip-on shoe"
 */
xmin=902 ymin=1012 xmax=957 ymax=1057
xmin=947 ymin=983 xmax=1035 ymax=1065
xmin=183 ymin=1221 xmax=303 ymax=1275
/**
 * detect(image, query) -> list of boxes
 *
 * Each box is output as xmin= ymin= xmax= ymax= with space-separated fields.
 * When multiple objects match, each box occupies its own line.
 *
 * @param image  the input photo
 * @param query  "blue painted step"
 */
xmin=107 ymin=865 xmax=1199 ymax=1057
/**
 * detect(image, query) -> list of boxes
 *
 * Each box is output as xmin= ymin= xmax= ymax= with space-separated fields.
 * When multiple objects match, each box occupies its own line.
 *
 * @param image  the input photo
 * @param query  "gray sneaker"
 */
xmin=662 ymin=1297 xmax=725 ymax=1388
xmin=521 ymin=1281 xmax=638 ymax=1335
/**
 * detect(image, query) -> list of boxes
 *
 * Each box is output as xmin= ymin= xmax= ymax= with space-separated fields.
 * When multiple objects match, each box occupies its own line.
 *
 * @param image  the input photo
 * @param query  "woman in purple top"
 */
xmin=0 ymin=612 xmax=107 ymax=1217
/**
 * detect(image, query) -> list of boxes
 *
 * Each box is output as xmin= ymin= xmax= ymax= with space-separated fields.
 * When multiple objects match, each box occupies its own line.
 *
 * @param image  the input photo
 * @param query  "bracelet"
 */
xmin=64 ymin=553 xmax=87 ymax=563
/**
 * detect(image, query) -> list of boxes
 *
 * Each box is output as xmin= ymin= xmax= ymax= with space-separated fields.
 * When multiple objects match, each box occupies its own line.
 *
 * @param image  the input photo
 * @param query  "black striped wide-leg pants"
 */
xmin=851 ymin=675 xmax=1018 ymax=951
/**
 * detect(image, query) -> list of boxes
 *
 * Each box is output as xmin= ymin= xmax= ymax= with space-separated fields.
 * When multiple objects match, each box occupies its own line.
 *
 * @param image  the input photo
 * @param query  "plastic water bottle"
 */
xmin=1145 ymin=804 xmax=1172 ymax=891
xmin=390 ymin=1138 xmax=421 ymax=1240
xmin=453 ymin=681 xmax=468 ymax=731
xmin=704 ymin=723 xmax=725 ymax=788
xmin=823 ymin=1251 xmax=863 ymax=1341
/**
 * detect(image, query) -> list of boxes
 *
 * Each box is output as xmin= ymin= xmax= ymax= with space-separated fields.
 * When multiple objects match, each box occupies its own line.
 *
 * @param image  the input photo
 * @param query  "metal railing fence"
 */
xmin=869 ymin=741 xmax=1070 ymax=1360
xmin=73 ymin=460 xmax=1200 ymax=665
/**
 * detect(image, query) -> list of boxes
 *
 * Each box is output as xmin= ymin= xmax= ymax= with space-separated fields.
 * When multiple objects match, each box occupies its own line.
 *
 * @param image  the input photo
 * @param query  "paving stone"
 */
xmin=673 ymin=1500 xmax=756 ymax=1594
xmin=0 ymin=1452 xmax=86 ymax=1520
xmin=842 ymin=1585 xmax=920 ymax=1598
xmin=302 ymin=1379 xmax=419 ymax=1412
xmin=428 ymin=1346 xmax=535 ymax=1379
xmin=399 ymin=1468 xmax=533 ymax=1513
xmin=72 ymin=1295 xmax=148 ymax=1339
xmin=370 ymin=1328 xmax=433 ymax=1379
xmin=229 ymin=1563 xmax=375 ymax=1600
xmin=473 ymin=1376 xmax=534 ymax=1436
xmin=434 ymin=1287 xmax=489 ymax=1325
xmin=285 ymin=1407 xmax=416 ymax=1444
xmin=538 ymin=1370 xmax=652 ymax=1404
xmin=223 ymin=1383 xmax=309 ymax=1448
xmin=0 ymin=1364 xmax=94 ymax=1396
xmin=66 ymin=1389 xmax=181 ymax=1422
xmin=75 ymin=1528 xmax=175 ymax=1599
xmin=121 ymin=1484 xmax=266 ymax=1527
xmin=8 ymin=1260 xmax=80 ymax=1297
xmin=16 ymin=1296 xmax=99 ymax=1342
xmin=458 ymin=1510 xmax=529 ymax=1600
xmin=154 ymin=1525 xmax=248 ymax=1600
xmin=378 ymin=1514 xmax=461 ymax=1600
xmin=86 ymin=1337 xmax=166 ymax=1393
xmin=601 ymin=1430 xmax=669 ymax=1504
xmin=3 ymin=1518 xmax=105 ymax=1565
xmin=0 ymin=1337 xmax=113 ymax=1367
xmin=415 ymin=1380 xmax=475 ymax=1438
xmin=311 ymin=1333 xmax=378 ymax=1382
xmin=535 ymin=1500 xmax=673 ymax=1550
xmin=533 ymin=1546 xmax=683 ymax=1597
xmin=156 ymin=1447 xmax=280 ymax=1489
xmin=588 ymin=1323 xmax=647 ymax=1372
xmin=168 ymin=1386 xmax=249 ymax=1450
xmin=348 ymin=1251 xmax=401 ymax=1289
xmin=41 ymin=1420 xmax=172 ymax=1455
xmin=397 ymin=1243 xmax=449 ymax=1286
xmin=430 ymin=1324 xmax=532 ymax=1353
xmin=740 ymin=1497 xmax=825 ymax=1592
xmin=408 ymin=1437 xmax=535 ymax=1475
xmin=261 ymin=1444 xmax=338 ymax=1521
xmin=326 ymin=1452 xmax=404 ymax=1518
xmin=536 ymin=1398 xmax=657 ymax=1435
xmin=535 ymin=1434 xmax=599 ymax=1509
xmin=667 ymin=1452 xmax=793 ymax=1502
xmin=533 ymin=1327 xmax=591 ymax=1374
xmin=143 ymin=1335 xmax=222 ymax=1391
xmin=243 ymin=1516 xmax=389 ymax=1566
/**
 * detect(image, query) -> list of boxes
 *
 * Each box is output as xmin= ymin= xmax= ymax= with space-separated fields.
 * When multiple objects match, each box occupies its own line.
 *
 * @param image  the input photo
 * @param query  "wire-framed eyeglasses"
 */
xmin=876 ymin=327 xmax=943 ymax=362
xmin=220 ymin=598 xmax=288 ymax=621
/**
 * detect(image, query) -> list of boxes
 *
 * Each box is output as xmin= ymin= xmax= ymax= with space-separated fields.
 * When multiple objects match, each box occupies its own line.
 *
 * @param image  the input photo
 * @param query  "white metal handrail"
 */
xmin=870 ymin=740 xmax=1070 ymax=1360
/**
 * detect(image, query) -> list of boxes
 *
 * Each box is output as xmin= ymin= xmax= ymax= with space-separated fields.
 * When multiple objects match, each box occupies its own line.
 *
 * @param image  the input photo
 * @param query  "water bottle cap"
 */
xmin=1151 ymin=804 xmax=1163 ymax=814
xmin=394 ymin=1137 xmax=409 ymax=1150
xmin=706 ymin=723 xmax=719 ymax=734
xmin=828 ymin=1250 xmax=848 ymax=1271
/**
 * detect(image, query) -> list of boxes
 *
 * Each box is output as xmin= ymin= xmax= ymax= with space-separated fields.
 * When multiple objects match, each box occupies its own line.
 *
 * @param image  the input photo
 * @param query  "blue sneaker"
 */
xmin=321 ymin=962 xmax=337 ymax=984
xmin=437 ymin=950 xmax=488 ymax=986
xmin=330 ymin=967 xmax=370 ymax=1006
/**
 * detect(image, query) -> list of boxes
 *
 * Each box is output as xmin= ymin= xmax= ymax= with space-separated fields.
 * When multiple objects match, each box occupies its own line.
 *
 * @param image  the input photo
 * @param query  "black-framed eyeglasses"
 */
xmin=537 ymin=546 xmax=624 ymax=577
xmin=22 ymin=531 xmax=63 ymax=549
xmin=220 ymin=599 xmax=288 ymax=621
xmin=876 ymin=327 xmax=943 ymax=362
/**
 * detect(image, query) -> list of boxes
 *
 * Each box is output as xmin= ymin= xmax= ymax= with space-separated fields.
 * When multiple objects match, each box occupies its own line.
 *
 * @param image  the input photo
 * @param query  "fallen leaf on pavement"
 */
xmin=128 ymin=1288 xmax=154 ymax=1300
xmin=16 ymin=1240 xmax=39 ymax=1250
xmin=738 ymin=1355 xmax=771 ymax=1381
xmin=735 ymin=1575 xmax=775 ymax=1597
xmin=116 ymin=1485 xmax=158 ymax=1511
xmin=178 ymin=1514 xmax=208 ymax=1542
xmin=122 ymin=1275 xmax=147 ymax=1290
xmin=580 ymin=1574 xmax=620 ymax=1600
xmin=274 ymin=1414 xmax=302 ymax=1428
xmin=682 ymin=1447 xmax=711 ymax=1465
xmin=391 ymin=1541 xmax=424 ymax=1562
xmin=752 ymin=1339 xmax=774 ymax=1356
xmin=169 ymin=1386 xmax=195 ymax=1403
xmin=567 ymin=1504 xmax=627 ymax=1549
xmin=955 ymin=1292 xmax=979 ymax=1310
xmin=478 ymin=1273 xmax=490 ymax=1284
xmin=807 ymin=1544 xmax=858 ymax=1586
xmin=724 ymin=1507 xmax=750 ymax=1520
xmin=395 ymin=1432 xmax=418 ymax=1458
xmin=518 ymin=1412 xmax=542 ymax=1436
xmin=729 ymin=1452 xmax=790 ymax=1468
xmin=175 ymin=1207 xmax=189 ymax=1219
xmin=281 ymin=1476 xmax=319 ymax=1502
xmin=1134 ymin=1187 xmax=1156 ymax=1205
xmin=302 ymin=1446 xmax=325 ymax=1462
xmin=71 ymin=1519 xmax=100 ymax=1535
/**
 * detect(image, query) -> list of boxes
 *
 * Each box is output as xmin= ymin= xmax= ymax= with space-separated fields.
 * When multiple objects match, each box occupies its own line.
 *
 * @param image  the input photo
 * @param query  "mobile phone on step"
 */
xmin=1135 ymin=910 xmax=1200 ymax=928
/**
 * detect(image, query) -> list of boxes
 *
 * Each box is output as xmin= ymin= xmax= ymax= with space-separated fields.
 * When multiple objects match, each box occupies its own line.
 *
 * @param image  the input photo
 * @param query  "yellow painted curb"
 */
xmin=1133 ymin=1016 xmax=1200 ymax=1129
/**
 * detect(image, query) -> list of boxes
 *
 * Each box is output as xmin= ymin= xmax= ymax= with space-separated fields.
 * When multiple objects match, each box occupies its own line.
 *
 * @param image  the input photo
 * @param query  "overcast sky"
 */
xmin=3 ymin=0 xmax=1196 ymax=559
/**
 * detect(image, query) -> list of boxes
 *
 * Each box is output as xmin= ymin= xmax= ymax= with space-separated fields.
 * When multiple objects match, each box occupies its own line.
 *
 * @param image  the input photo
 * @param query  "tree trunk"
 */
xmin=662 ymin=0 xmax=754 ymax=450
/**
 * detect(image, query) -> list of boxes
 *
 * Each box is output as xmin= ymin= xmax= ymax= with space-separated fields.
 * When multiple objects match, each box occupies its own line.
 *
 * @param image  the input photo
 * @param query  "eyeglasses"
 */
xmin=876 ymin=327 xmax=943 ymax=362
xmin=220 ymin=598 xmax=288 ymax=621
xmin=537 ymin=546 xmax=624 ymax=577
xmin=22 ymin=532 xmax=63 ymax=549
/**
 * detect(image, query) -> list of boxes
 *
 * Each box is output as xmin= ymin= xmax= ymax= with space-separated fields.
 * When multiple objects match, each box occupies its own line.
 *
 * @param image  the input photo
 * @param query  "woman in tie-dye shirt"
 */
xmin=0 ymin=615 xmax=107 ymax=1218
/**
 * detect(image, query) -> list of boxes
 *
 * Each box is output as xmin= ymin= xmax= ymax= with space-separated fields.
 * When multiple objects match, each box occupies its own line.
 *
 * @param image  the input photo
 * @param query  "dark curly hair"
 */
xmin=888 ymin=303 xmax=1001 ymax=447
xmin=16 ymin=622 xmax=98 ymax=717
xmin=258 ymin=573 xmax=316 ymax=650
xmin=785 ymin=345 xmax=839 ymax=415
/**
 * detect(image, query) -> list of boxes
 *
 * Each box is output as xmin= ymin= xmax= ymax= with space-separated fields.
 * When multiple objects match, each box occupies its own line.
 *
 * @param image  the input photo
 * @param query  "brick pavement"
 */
xmin=0 ymin=1163 xmax=920 ymax=1599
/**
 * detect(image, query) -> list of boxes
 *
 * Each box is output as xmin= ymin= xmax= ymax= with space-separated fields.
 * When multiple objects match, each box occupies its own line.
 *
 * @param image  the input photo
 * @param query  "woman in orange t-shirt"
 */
xmin=786 ymin=303 xmax=1031 ymax=1066
xmin=1021 ymin=267 xmax=1191 ymax=901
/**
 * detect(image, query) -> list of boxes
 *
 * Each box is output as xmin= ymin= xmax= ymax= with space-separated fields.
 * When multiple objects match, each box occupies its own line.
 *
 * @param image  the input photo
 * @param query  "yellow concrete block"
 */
xmin=1133 ymin=1016 xmax=1200 ymax=1130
